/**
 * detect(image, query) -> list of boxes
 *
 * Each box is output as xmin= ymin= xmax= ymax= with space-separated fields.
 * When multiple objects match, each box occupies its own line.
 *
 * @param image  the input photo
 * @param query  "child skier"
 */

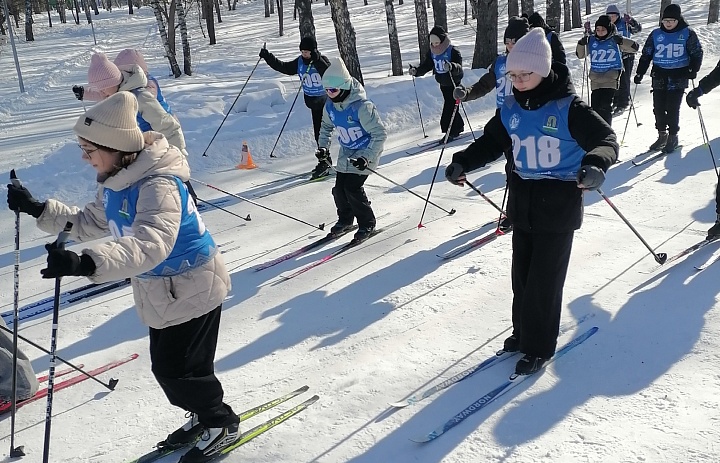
xmin=634 ymin=4 xmax=703 ymax=154
xmin=6 ymin=92 xmax=238 ymax=463
xmin=605 ymin=4 xmax=642 ymax=114
xmin=409 ymin=25 xmax=465 ymax=141
xmin=452 ymin=16 xmax=530 ymax=108
xmin=445 ymin=28 xmax=618 ymax=375
xmin=686 ymin=60 xmax=720 ymax=239
xmin=260 ymin=37 xmax=332 ymax=178
xmin=576 ymin=15 xmax=639 ymax=126
xmin=526 ymin=12 xmax=567 ymax=65
xmin=317 ymin=57 xmax=387 ymax=242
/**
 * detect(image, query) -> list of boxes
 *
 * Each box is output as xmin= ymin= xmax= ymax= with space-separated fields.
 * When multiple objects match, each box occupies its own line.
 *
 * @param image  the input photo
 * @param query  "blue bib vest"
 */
xmin=298 ymin=59 xmax=325 ymax=97
xmin=616 ymin=20 xmax=632 ymax=38
xmin=134 ymin=76 xmax=174 ymax=132
xmin=103 ymin=176 xmax=216 ymax=277
xmin=501 ymin=95 xmax=585 ymax=181
xmin=651 ymin=28 xmax=690 ymax=69
xmin=432 ymin=46 xmax=453 ymax=74
xmin=493 ymin=55 xmax=513 ymax=108
xmin=325 ymin=99 xmax=371 ymax=150
xmin=588 ymin=36 xmax=623 ymax=72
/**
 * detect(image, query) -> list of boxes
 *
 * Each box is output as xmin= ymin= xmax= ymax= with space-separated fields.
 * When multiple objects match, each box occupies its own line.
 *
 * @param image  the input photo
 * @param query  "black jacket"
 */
xmin=543 ymin=27 xmax=568 ymax=65
xmin=415 ymin=45 xmax=463 ymax=87
xmin=451 ymin=63 xmax=618 ymax=233
xmin=261 ymin=51 xmax=331 ymax=78
xmin=698 ymin=59 xmax=720 ymax=94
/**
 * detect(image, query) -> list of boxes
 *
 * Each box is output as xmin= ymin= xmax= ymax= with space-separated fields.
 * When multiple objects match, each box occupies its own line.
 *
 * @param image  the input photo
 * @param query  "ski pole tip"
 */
xmin=656 ymin=253 xmax=668 ymax=265
xmin=108 ymin=378 xmax=119 ymax=390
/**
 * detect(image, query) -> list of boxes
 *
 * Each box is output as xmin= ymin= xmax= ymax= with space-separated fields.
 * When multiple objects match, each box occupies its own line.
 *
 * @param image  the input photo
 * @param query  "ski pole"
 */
xmin=268 ymin=84 xmax=302 ymax=158
xmin=448 ymin=69 xmax=475 ymax=141
xmin=0 ymin=324 xmax=117 ymax=390
xmin=418 ymin=100 xmax=461 ymax=229
xmin=354 ymin=162 xmax=456 ymax=215
xmin=191 ymin=177 xmax=325 ymax=230
xmin=411 ymin=72 xmax=428 ymax=139
xmin=597 ymin=188 xmax=667 ymax=264
xmin=196 ymin=196 xmax=251 ymax=222
xmin=43 ymin=222 xmax=74 ymax=463
xmin=465 ymin=180 xmax=506 ymax=216
xmin=581 ymin=55 xmax=587 ymax=100
xmin=8 ymin=170 xmax=24 ymax=458
xmin=202 ymin=42 xmax=266 ymax=157
xmin=628 ymin=83 xmax=642 ymax=128
xmin=691 ymin=79 xmax=718 ymax=177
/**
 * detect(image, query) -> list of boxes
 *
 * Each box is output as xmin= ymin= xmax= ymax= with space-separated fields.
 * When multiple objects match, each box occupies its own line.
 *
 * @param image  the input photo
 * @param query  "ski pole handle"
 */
xmin=55 ymin=222 xmax=74 ymax=251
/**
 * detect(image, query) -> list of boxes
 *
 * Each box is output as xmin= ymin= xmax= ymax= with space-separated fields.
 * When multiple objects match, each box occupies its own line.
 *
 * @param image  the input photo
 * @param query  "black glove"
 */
xmin=408 ymin=65 xmax=417 ymax=77
xmin=7 ymin=183 xmax=46 ymax=218
xmin=613 ymin=35 xmax=623 ymax=45
xmin=686 ymin=87 xmax=703 ymax=109
xmin=315 ymin=147 xmax=330 ymax=160
xmin=576 ymin=165 xmax=605 ymax=190
xmin=577 ymin=36 xmax=588 ymax=46
xmin=633 ymin=75 xmax=643 ymax=85
xmin=72 ymin=85 xmax=84 ymax=101
xmin=259 ymin=48 xmax=270 ymax=59
xmin=688 ymin=69 xmax=697 ymax=80
xmin=41 ymin=244 xmax=96 ymax=279
xmin=352 ymin=157 xmax=368 ymax=171
xmin=309 ymin=49 xmax=320 ymax=62
xmin=453 ymin=86 xmax=468 ymax=101
xmin=445 ymin=163 xmax=466 ymax=186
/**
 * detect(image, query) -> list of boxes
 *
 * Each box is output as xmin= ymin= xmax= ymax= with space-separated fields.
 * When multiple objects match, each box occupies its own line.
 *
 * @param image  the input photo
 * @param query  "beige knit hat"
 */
xmin=73 ymin=92 xmax=145 ymax=152
xmin=506 ymin=28 xmax=552 ymax=78
xmin=87 ymin=53 xmax=123 ymax=91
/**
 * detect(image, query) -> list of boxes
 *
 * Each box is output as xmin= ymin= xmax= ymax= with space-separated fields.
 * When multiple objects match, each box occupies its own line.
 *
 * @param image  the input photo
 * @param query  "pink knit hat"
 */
xmin=506 ymin=28 xmax=552 ymax=78
xmin=87 ymin=53 xmax=122 ymax=91
xmin=114 ymin=48 xmax=149 ymax=74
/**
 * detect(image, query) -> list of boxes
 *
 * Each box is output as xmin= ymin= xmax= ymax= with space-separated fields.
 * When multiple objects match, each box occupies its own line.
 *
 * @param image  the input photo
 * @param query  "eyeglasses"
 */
xmin=78 ymin=144 xmax=99 ymax=159
xmin=504 ymin=39 xmax=516 ymax=46
xmin=661 ymin=18 xmax=678 ymax=23
xmin=506 ymin=71 xmax=534 ymax=82
xmin=325 ymin=87 xmax=339 ymax=94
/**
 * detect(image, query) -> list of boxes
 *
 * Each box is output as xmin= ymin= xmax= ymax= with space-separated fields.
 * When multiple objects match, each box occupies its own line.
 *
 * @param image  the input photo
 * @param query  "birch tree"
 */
xmin=384 ymin=0 xmax=402 ymax=75
xmin=176 ymin=0 xmax=191 ymax=75
xmin=413 ymin=0 xmax=429 ymax=60
xmin=710 ymin=0 xmax=719 ymax=24
xmin=431 ymin=0 xmax=446 ymax=30
xmin=296 ymin=0 xmax=315 ymax=39
xmin=152 ymin=0 xmax=181 ymax=76
xmin=24 ymin=0 xmax=33 ymax=41
xmin=328 ymin=0 xmax=363 ymax=84
xmin=472 ymin=0 xmax=496 ymax=69
xmin=521 ymin=0 xmax=532 ymax=15
xmin=546 ymin=0 xmax=560 ymax=32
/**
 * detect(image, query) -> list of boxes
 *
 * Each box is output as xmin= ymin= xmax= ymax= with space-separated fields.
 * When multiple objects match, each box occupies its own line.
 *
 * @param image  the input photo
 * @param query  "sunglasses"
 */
xmin=325 ymin=87 xmax=340 ymax=93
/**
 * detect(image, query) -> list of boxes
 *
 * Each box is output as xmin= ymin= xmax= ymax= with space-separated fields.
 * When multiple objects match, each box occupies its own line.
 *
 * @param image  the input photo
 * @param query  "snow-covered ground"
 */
xmin=1 ymin=0 xmax=719 ymax=461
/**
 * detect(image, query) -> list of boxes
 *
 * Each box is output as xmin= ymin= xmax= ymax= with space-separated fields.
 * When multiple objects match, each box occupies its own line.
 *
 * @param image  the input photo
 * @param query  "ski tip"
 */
xmin=388 ymin=401 xmax=409 ymax=408
xmin=409 ymin=435 xmax=433 ymax=443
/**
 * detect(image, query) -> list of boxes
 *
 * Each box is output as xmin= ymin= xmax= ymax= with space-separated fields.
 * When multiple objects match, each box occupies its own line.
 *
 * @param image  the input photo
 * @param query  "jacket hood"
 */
xmin=118 ymin=65 xmax=149 ymax=92
xmin=102 ymin=132 xmax=190 ymax=191
xmin=511 ymin=62 xmax=575 ymax=110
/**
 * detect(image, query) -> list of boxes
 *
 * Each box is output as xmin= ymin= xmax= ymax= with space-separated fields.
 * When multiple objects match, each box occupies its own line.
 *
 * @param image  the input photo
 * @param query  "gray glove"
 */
xmin=576 ymin=165 xmax=605 ymax=190
xmin=408 ymin=65 xmax=417 ymax=77
xmin=442 ymin=61 xmax=451 ymax=72
xmin=445 ymin=163 xmax=466 ymax=186
xmin=453 ymin=86 xmax=468 ymax=101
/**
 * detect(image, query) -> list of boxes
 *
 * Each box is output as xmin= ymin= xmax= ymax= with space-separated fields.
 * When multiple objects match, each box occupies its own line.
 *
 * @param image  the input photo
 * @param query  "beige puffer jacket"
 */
xmin=576 ymin=35 xmax=640 ymax=91
xmin=36 ymin=133 xmax=230 ymax=329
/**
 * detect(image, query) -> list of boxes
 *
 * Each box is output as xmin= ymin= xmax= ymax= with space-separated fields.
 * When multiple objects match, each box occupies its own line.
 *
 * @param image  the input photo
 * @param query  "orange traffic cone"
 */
xmin=236 ymin=141 xmax=257 ymax=170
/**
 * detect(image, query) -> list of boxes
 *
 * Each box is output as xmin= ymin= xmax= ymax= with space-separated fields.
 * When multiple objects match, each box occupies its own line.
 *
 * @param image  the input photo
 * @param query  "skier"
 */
xmin=409 ymin=25 xmax=465 ymax=141
xmin=686 ymin=60 xmax=720 ymax=238
xmin=0 ymin=318 xmax=39 ymax=402
xmin=526 ymin=12 xmax=567 ymax=65
xmin=6 ymin=92 xmax=238 ymax=463
xmin=317 ymin=57 xmax=387 ymax=242
xmin=605 ymin=4 xmax=642 ymax=114
xmin=444 ymin=28 xmax=618 ymax=375
xmin=575 ymin=15 xmax=639 ymax=126
xmin=259 ymin=37 xmax=332 ymax=179
xmin=634 ymin=4 xmax=703 ymax=154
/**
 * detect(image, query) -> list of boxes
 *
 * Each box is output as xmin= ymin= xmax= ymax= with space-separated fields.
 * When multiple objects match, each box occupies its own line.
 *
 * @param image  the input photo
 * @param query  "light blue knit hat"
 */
xmin=322 ymin=57 xmax=353 ymax=90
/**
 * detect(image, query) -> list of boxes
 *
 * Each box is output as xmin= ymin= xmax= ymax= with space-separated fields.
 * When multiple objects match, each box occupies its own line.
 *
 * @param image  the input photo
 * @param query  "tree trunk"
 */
xmin=545 ymin=0 xmax=560 ymax=31
xmin=431 ymin=0 xmax=446 ymax=30
xmin=468 ymin=0 xmax=477 ymax=18
xmin=571 ymin=0 xmax=580 ymax=28
xmin=413 ymin=0 xmax=429 ymax=61
xmin=584 ymin=0 xmax=589 ymax=15
xmin=659 ymin=0 xmax=670 ymax=22
xmin=508 ymin=0 xmax=518 ymax=17
xmin=328 ymin=0 xmax=363 ymax=84
xmin=277 ymin=0 xmax=283 ymax=35
xmin=176 ymin=0 xmax=191 ymax=75
xmin=91 ymin=0 xmax=99 ymax=14
xmin=58 ymin=0 xmax=66 ymax=22
xmin=520 ymin=0 xmax=532 ymax=15
xmin=472 ymin=0 xmax=496 ymax=69
xmin=73 ymin=0 xmax=80 ymax=23
xmin=562 ymin=0 xmax=570 ymax=30
xmin=45 ymin=0 xmax=51 ymax=26
xmin=83 ymin=0 xmax=92 ymax=22
xmin=296 ymin=0 xmax=315 ymax=39
xmin=384 ymin=0 xmax=402 ymax=75
xmin=129 ymin=0 xmax=133 ymax=14
xmin=214 ymin=0 xmax=221 ymax=22
xmin=167 ymin=0 xmax=177 ymax=57
xmin=270 ymin=0 xmax=274 ymax=13
xmin=152 ymin=0 xmax=181 ymax=77
xmin=203 ymin=0 xmax=216 ymax=44
xmin=710 ymin=0 xmax=720 ymax=24
xmin=24 ymin=0 xmax=33 ymax=41
xmin=264 ymin=0 xmax=269 ymax=16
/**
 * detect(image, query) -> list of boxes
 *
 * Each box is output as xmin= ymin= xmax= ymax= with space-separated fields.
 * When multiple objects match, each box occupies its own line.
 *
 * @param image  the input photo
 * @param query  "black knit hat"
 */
xmin=299 ymin=36 xmax=317 ymax=51
xmin=595 ymin=15 xmax=612 ymax=30
xmin=527 ymin=12 xmax=546 ymax=28
xmin=429 ymin=25 xmax=447 ymax=42
xmin=662 ymin=4 xmax=682 ymax=20
xmin=505 ymin=16 xmax=530 ymax=41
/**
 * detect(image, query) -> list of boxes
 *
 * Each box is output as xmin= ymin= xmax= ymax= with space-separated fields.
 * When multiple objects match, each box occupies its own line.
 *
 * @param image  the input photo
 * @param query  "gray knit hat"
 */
xmin=73 ymin=92 xmax=145 ymax=152
xmin=506 ymin=28 xmax=552 ymax=78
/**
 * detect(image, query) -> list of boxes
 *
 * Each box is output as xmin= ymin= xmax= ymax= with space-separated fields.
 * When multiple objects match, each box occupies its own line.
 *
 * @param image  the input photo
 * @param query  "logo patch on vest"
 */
xmin=119 ymin=197 xmax=131 ymax=220
xmin=542 ymin=115 xmax=559 ymax=133
xmin=509 ymin=113 xmax=521 ymax=130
